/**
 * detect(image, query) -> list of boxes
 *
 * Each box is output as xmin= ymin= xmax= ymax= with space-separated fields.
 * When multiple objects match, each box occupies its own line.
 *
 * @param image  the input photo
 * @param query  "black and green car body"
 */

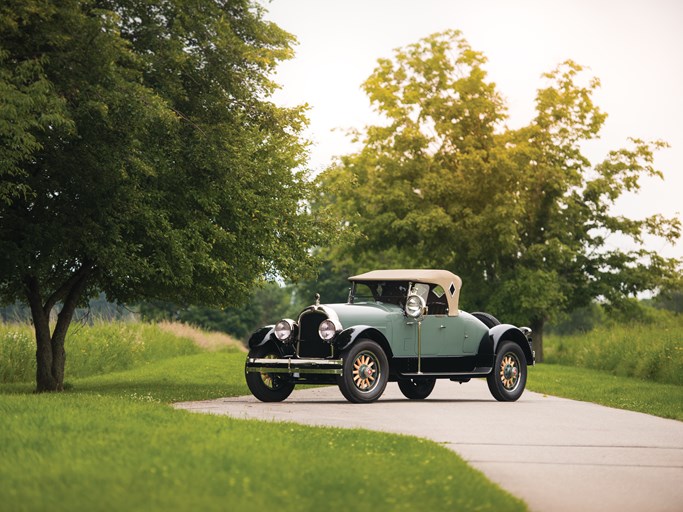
xmin=245 ymin=269 xmax=534 ymax=403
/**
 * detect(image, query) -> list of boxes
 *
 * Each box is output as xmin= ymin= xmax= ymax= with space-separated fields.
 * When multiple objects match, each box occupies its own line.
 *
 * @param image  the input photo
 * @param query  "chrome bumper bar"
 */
xmin=245 ymin=357 xmax=343 ymax=375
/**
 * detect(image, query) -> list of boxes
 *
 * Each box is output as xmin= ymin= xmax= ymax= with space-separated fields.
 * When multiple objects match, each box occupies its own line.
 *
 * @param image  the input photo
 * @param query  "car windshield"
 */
xmin=349 ymin=280 xmax=449 ymax=314
xmin=349 ymin=281 xmax=409 ymax=306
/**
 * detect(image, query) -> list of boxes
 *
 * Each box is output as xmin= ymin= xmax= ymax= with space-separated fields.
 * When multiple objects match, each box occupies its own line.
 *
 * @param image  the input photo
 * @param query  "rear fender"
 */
xmin=489 ymin=324 xmax=534 ymax=365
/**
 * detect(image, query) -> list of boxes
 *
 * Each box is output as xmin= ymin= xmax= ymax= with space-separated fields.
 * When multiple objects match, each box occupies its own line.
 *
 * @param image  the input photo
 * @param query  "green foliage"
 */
xmin=0 ymin=11 xmax=73 ymax=205
xmin=0 ymin=322 xmax=201 ymax=383
xmin=650 ymin=278 xmax=683 ymax=314
xmin=139 ymin=282 xmax=299 ymax=341
xmin=0 ymin=0 xmax=330 ymax=308
xmin=313 ymin=30 xmax=681 ymax=359
xmin=0 ymin=294 xmax=136 ymax=323
xmin=292 ymin=259 xmax=352 ymax=307
xmin=527 ymin=364 xmax=683 ymax=421
xmin=543 ymin=312 xmax=683 ymax=385
xmin=546 ymin=303 xmax=607 ymax=335
xmin=0 ymin=0 xmax=337 ymax=389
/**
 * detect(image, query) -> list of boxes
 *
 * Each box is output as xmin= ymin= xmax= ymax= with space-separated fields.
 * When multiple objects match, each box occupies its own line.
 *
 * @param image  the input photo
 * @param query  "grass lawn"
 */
xmin=527 ymin=363 xmax=683 ymax=421
xmin=0 ymin=350 xmax=526 ymax=512
xmin=4 ymin=316 xmax=680 ymax=511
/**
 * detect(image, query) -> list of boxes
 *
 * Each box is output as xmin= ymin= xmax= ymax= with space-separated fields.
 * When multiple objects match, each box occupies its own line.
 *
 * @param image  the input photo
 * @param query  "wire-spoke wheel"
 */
xmin=245 ymin=344 xmax=295 ymax=402
xmin=487 ymin=341 xmax=527 ymax=402
xmin=337 ymin=339 xmax=388 ymax=403
xmin=499 ymin=353 xmax=520 ymax=390
xmin=352 ymin=352 xmax=379 ymax=391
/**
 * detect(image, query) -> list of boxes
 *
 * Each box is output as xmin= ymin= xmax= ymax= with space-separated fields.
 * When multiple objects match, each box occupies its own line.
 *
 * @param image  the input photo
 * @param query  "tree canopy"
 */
xmin=314 ymin=30 xmax=681 ymax=359
xmin=0 ymin=0 xmax=332 ymax=390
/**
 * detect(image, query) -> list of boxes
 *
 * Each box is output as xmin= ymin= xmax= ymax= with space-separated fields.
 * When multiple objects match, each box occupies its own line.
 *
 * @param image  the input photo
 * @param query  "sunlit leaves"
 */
xmin=314 ymin=31 xmax=681 ymax=357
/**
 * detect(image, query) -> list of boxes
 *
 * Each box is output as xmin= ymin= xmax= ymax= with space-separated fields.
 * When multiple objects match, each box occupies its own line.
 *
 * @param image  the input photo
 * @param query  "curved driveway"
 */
xmin=174 ymin=380 xmax=683 ymax=512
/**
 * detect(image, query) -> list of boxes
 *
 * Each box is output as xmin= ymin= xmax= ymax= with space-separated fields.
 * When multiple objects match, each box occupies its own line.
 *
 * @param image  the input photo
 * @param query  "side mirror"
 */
xmin=405 ymin=294 xmax=426 ymax=321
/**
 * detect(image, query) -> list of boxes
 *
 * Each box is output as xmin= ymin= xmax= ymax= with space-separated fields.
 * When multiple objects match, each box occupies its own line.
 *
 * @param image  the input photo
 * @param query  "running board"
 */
xmin=399 ymin=367 xmax=491 ymax=378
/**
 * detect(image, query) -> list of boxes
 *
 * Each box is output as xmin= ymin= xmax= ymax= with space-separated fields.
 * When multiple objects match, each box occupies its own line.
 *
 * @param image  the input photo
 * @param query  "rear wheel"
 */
xmin=398 ymin=378 xmax=436 ymax=400
xmin=337 ymin=339 xmax=389 ymax=403
xmin=487 ymin=341 xmax=527 ymax=402
xmin=245 ymin=344 xmax=295 ymax=402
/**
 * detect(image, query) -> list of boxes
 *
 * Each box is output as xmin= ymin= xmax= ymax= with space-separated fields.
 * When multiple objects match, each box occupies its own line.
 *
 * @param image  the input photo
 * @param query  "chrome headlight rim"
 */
xmin=318 ymin=319 xmax=338 ymax=341
xmin=405 ymin=294 xmax=426 ymax=319
xmin=274 ymin=318 xmax=296 ymax=342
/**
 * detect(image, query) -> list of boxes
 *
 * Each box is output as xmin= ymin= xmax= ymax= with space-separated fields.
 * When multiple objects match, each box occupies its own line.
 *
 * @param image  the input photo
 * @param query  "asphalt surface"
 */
xmin=174 ymin=380 xmax=683 ymax=512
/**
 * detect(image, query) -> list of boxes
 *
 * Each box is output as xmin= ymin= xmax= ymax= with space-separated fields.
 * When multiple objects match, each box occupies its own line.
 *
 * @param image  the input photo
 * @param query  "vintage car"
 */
xmin=245 ymin=269 xmax=534 ymax=403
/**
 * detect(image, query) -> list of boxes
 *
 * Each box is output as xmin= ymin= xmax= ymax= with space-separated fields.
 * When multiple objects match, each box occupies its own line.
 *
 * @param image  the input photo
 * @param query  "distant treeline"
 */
xmin=0 ymin=293 xmax=137 ymax=324
xmin=2 ymin=285 xmax=680 ymax=344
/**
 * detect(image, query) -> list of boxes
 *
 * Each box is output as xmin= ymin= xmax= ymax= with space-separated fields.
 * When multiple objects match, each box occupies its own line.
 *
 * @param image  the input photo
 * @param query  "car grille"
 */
xmin=298 ymin=310 xmax=332 ymax=358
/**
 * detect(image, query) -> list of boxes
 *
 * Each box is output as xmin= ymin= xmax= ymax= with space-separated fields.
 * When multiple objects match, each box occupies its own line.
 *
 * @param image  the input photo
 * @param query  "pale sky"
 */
xmin=262 ymin=0 xmax=683 ymax=259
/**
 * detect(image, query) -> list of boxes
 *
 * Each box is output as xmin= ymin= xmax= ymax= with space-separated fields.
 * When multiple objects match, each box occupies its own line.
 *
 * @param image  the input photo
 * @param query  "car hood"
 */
xmin=324 ymin=302 xmax=403 ymax=328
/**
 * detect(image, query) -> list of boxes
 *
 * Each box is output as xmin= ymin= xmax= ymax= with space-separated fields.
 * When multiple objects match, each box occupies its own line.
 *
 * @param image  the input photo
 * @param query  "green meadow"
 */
xmin=1 ymin=316 xmax=681 ymax=511
xmin=0 ymin=322 xmax=525 ymax=512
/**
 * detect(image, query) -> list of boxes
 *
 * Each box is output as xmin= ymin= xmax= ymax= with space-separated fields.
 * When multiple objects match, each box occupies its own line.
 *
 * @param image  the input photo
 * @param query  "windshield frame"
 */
xmin=348 ymin=280 xmax=412 ymax=306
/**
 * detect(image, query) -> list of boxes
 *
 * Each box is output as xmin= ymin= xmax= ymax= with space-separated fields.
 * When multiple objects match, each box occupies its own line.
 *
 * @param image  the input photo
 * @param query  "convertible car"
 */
xmin=245 ymin=269 xmax=534 ymax=403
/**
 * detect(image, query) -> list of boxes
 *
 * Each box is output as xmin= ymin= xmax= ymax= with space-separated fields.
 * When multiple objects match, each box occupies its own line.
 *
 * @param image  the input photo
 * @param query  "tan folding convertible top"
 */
xmin=349 ymin=269 xmax=463 ymax=316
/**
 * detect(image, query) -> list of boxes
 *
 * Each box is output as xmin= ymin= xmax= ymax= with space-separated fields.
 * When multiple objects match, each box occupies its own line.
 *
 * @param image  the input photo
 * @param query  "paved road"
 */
xmin=174 ymin=380 xmax=683 ymax=512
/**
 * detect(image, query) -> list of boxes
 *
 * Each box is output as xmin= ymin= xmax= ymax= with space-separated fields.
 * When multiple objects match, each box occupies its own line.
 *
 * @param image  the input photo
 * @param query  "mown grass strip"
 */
xmin=527 ymin=363 xmax=683 ymax=421
xmin=0 ymin=351 xmax=527 ymax=512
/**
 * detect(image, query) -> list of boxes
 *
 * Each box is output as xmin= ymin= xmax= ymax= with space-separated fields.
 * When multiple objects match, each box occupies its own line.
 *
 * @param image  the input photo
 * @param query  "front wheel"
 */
xmin=245 ymin=344 xmax=295 ymax=402
xmin=487 ymin=341 xmax=527 ymax=402
xmin=398 ymin=378 xmax=436 ymax=400
xmin=337 ymin=339 xmax=389 ymax=403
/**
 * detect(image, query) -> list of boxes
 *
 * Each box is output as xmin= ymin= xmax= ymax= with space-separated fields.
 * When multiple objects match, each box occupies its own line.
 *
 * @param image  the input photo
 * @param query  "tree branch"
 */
xmin=51 ymin=266 xmax=93 ymax=345
xmin=24 ymin=275 xmax=47 ymax=326
xmin=43 ymin=261 xmax=94 ymax=316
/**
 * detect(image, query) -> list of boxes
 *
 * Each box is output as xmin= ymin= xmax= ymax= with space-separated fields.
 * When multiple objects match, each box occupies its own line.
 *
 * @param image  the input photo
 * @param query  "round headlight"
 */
xmin=274 ymin=319 xmax=295 ymax=341
xmin=318 ymin=319 xmax=337 ymax=341
xmin=405 ymin=294 xmax=425 ymax=319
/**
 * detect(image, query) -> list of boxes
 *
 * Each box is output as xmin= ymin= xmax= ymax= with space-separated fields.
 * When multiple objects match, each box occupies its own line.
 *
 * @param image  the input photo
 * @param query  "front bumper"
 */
xmin=245 ymin=357 xmax=343 ymax=375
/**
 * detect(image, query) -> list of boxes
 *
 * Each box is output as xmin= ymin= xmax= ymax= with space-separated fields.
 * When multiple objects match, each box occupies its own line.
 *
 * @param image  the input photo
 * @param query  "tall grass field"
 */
xmin=526 ymin=313 xmax=683 ymax=420
xmin=0 ymin=321 xmax=244 ymax=384
xmin=0 ymin=321 xmax=526 ymax=512
xmin=543 ymin=314 xmax=683 ymax=386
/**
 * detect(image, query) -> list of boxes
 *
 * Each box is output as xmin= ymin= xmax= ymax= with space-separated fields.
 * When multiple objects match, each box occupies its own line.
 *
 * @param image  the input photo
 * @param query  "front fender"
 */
xmin=248 ymin=325 xmax=275 ymax=349
xmin=334 ymin=325 xmax=392 ymax=357
xmin=489 ymin=324 xmax=534 ymax=365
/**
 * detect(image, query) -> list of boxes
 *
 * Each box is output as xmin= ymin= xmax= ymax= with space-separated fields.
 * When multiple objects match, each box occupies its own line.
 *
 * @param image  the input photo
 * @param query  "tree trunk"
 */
xmin=530 ymin=317 xmax=545 ymax=363
xmin=24 ymin=264 xmax=92 ymax=392
xmin=25 ymin=276 xmax=58 ymax=391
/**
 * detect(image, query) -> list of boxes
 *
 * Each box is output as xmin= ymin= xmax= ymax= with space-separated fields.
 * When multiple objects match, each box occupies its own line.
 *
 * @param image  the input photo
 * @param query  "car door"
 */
xmin=444 ymin=314 xmax=468 ymax=356
xmin=418 ymin=315 xmax=446 ymax=355
xmin=411 ymin=282 xmax=467 ymax=357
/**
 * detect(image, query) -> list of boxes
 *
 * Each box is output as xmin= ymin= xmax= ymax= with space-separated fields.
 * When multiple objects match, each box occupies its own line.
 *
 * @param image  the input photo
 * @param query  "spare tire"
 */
xmin=472 ymin=312 xmax=501 ymax=328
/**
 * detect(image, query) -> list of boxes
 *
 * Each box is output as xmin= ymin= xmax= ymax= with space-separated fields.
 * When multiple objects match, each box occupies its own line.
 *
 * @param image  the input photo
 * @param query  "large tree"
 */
xmin=0 ymin=0 xmax=332 ymax=391
xmin=315 ymin=30 xmax=681 ymax=360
